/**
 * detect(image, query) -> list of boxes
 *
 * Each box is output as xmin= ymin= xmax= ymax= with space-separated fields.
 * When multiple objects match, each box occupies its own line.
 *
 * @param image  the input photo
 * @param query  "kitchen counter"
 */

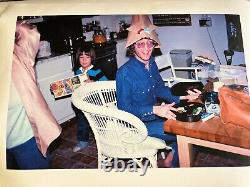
xmin=36 ymin=53 xmax=71 ymax=65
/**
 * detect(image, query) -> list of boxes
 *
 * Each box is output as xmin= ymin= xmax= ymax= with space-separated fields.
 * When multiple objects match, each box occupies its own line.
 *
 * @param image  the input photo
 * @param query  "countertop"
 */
xmin=36 ymin=53 xmax=71 ymax=64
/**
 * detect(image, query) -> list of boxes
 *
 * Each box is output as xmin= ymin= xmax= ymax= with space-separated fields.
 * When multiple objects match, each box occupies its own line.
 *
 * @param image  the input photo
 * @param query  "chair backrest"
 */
xmin=77 ymin=81 xmax=117 ymax=107
xmin=71 ymin=81 xmax=148 ymax=157
xmin=155 ymin=54 xmax=176 ymax=78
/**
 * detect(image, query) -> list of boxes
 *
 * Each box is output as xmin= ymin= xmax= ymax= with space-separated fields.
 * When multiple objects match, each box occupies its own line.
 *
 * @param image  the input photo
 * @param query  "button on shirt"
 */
xmin=116 ymin=57 xmax=180 ymax=122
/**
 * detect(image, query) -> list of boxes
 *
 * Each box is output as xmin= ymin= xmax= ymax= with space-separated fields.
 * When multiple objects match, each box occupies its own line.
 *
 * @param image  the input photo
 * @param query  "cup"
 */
xmin=213 ymin=81 xmax=224 ymax=92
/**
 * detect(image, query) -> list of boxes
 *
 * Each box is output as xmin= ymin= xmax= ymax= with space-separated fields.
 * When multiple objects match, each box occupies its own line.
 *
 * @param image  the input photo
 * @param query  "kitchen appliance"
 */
xmin=35 ymin=54 xmax=75 ymax=124
xmin=170 ymin=49 xmax=193 ymax=79
xmin=93 ymin=41 xmax=117 ymax=80
xmin=93 ymin=30 xmax=107 ymax=45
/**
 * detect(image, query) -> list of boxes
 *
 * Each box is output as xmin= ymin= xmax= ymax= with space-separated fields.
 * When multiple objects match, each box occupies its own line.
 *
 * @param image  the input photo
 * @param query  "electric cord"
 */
xmin=206 ymin=27 xmax=221 ymax=65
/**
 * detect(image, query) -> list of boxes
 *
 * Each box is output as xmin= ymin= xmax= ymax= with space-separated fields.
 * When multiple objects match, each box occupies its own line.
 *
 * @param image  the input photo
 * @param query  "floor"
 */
xmin=50 ymin=118 xmax=250 ymax=169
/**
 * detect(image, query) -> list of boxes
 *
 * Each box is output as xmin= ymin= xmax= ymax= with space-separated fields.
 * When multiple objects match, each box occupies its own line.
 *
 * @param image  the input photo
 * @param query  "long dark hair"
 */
xmin=74 ymin=41 xmax=96 ymax=70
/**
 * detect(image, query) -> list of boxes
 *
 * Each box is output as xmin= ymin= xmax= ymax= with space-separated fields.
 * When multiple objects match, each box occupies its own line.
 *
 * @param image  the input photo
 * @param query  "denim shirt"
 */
xmin=116 ymin=57 xmax=180 ymax=122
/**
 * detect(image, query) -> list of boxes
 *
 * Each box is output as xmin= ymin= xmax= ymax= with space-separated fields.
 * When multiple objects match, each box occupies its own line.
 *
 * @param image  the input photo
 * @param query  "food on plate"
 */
xmin=175 ymin=102 xmax=204 ymax=122
xmin=192 ymin=107 xmax=203 ymax=115
xmin=176 ymin=107 xmax=187 ymax=113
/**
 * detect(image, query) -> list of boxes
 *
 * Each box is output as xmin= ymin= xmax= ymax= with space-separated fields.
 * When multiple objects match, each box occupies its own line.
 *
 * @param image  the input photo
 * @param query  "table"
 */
xmin=164 ymin=116 xmax=250 ymax=167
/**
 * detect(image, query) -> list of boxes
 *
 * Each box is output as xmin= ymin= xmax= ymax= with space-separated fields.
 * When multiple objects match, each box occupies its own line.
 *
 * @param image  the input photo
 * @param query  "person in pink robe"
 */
xmin=6 ymin=21 xmax=61 ymax=169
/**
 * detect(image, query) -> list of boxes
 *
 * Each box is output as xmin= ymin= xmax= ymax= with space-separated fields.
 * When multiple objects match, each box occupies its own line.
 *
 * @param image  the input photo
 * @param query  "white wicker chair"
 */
xmin=71 ymin=81 xmax=171 ymax=168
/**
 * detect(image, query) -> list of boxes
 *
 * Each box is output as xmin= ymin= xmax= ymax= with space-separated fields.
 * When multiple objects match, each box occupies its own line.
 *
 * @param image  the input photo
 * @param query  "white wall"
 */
xmin=82 ymin=14 xmax=245 ymax=66
xmin=82 ymin=15 xmax=131 ymax=36
xmin=156 ymin=14 xmax=245 ymax=65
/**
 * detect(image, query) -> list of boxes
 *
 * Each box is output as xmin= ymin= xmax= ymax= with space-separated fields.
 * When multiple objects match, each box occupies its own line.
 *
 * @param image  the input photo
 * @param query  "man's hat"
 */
xmin=125 ymin=15 xmax=160 ymax=48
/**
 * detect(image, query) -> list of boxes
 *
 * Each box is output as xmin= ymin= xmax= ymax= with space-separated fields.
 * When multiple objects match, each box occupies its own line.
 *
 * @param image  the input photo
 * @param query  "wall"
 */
xmin=156 ymin=14 xmax=245 ymax=65
xmin=82 ymin=15 xmax=131 ymax=33
xmin=82 ymin=14 xmax=245 ymax=66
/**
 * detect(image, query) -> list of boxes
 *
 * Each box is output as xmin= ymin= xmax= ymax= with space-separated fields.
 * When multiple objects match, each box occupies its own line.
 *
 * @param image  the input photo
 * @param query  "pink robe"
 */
xmin=12 ymin=22 xmax=61 ymax=157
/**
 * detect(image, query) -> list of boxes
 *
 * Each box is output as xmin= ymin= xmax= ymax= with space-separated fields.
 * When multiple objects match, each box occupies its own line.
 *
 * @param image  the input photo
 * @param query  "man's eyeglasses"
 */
xmin=135 ymin=40 xmax=155 ymax=49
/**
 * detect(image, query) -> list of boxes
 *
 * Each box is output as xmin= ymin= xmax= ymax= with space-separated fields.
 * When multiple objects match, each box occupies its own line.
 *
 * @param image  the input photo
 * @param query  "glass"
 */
xmin=135 ymin=40 xmax=155 ymax=49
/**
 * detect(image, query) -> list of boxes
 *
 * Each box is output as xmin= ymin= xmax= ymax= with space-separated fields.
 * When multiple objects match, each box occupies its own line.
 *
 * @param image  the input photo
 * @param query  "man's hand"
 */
xmin=153 ymin=102 xmax=177 ymax=120
xmin=180 ymin=89 xmax=201 ymax=102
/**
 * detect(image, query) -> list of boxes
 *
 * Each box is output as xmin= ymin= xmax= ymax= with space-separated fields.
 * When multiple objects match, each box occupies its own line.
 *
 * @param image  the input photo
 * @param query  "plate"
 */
xmin=174 ymin=101 xmax=205 ymax=122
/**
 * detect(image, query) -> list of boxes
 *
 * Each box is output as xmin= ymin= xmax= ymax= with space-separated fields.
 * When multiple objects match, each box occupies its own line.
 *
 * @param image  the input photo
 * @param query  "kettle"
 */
xmin=93 ymin=30 xmax=107 ymax=45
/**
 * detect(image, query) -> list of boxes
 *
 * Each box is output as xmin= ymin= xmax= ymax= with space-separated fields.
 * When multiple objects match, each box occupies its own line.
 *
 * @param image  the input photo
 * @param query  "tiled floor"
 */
xmin=50 ymin=118 xmax=98 ymax=169
xmin=50 ymin=118 xmax=250 ymax=169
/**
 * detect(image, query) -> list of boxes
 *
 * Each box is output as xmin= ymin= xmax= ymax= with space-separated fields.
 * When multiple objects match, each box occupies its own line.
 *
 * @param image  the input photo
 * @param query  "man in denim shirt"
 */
xmin=116 ymin=15 xmax=201 ymax=167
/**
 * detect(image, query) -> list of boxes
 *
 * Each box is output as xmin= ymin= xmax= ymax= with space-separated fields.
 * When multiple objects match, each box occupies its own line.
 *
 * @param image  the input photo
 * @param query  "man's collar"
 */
xmin=132 ymin=56 xmax=154 ymax=69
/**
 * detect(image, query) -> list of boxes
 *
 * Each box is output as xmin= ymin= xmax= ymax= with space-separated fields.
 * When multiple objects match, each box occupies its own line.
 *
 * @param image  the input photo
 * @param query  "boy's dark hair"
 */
xmin=74 ymin=41 xmax=96 ymax=70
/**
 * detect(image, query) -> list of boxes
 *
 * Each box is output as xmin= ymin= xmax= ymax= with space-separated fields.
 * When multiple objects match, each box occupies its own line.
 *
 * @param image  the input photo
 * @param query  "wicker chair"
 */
xmin=71 ymin=81 xmax=171 ymax=168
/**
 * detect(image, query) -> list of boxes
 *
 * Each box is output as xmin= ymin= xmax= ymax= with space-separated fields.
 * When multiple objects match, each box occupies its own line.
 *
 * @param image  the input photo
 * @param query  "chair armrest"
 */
xmin=173 ymin=67 xmax=201 ymax=80
xmin=174 ymin=67 xmax=202 ymax=71
xmin=162 ymin=78 xmax=174 ymax=87
xmin=162 ymin=78 xmax=174 ymax=82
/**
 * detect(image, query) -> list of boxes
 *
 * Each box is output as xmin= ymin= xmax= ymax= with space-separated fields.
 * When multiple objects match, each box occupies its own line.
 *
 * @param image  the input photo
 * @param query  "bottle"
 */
xmin=104 ymin=26 xmax=110 ymax=41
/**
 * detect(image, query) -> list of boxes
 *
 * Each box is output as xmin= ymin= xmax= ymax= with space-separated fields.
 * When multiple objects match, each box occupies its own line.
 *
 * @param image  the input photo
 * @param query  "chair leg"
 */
xmin=98 ymin=153 xmax=103 ymax=169
xmin=168 ymin=81 xmax=171 ymax=87
xmin=100 ymin=154 xmax=113 ymax=169
xmin=132 ymin=156 xmax=158 ymax=169
xmin=147 ymin=155 xmax=158 ymax=168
